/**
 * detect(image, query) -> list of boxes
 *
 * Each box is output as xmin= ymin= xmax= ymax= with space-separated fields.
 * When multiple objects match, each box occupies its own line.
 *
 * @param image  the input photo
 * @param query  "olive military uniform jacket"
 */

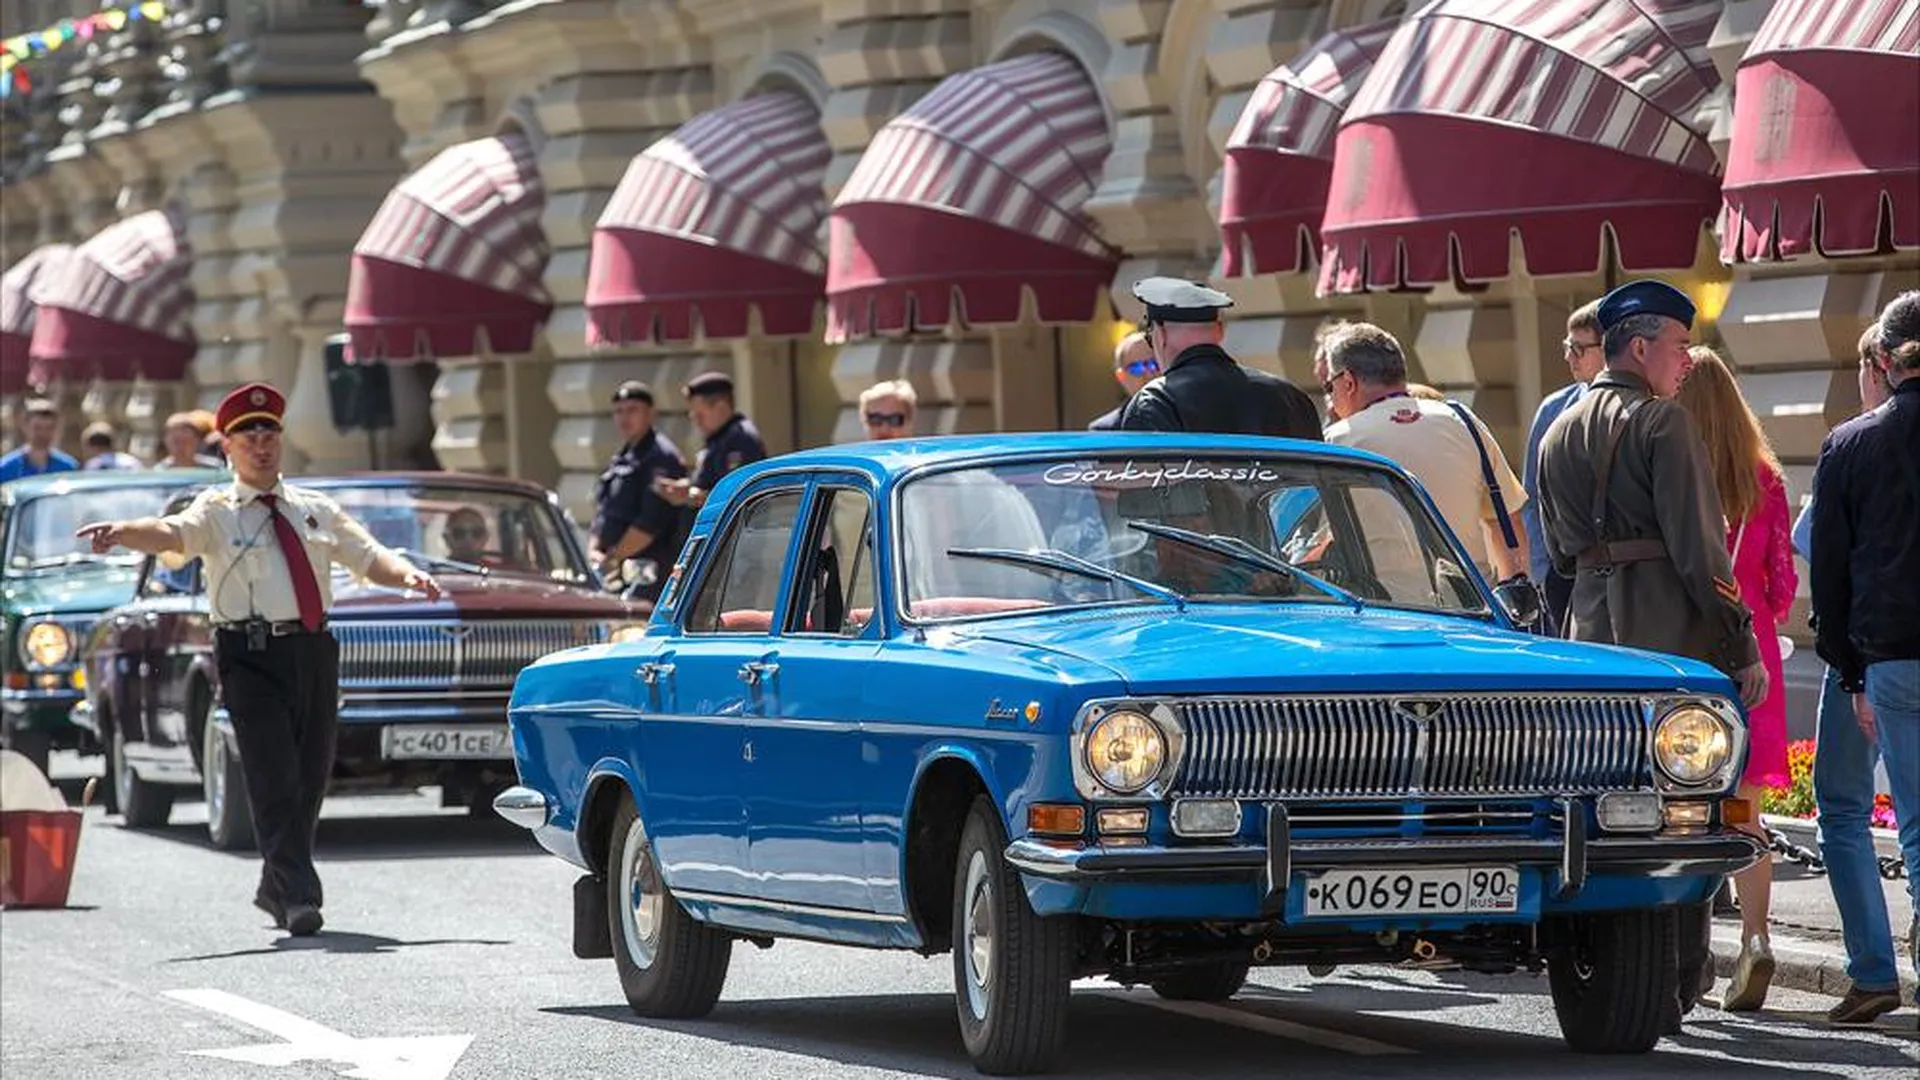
xmin=1536 ymin=369 xmax=1760 ymax=676
xmin=1118 ymin=344 xmax=1322 ymax=440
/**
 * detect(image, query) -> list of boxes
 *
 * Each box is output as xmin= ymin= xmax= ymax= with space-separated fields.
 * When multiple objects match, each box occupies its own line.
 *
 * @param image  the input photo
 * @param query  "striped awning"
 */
xmin=27 ymin=212 xmax=195 ymax=384
xmin=1 ymin=244 xmax=72 ymax=393
xmin=345 ymin=133 xmax=551 ymax=361
xmin=1319 ymin=0 xmax=1726 ymax=293
xmin=826 ymin=52 xmax=1118 ymax=341
xmin=1722 ymin=0 xmax=1920 ymax=261
xmin=587 ymin=93 xmax=830 ymax=344
xmin=1219 ymin=20 xmax=1397 ymax=277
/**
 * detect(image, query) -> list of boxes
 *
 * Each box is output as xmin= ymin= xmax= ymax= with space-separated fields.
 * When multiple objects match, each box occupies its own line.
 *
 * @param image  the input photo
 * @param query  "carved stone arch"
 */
xmin=742 ymin=52 xmax=832 ymax=110
xmin=990 ymin=10 xmax=1117 ymax=137
xmin=1329 ymin=0 xmax=1412 ymax=32
xmin=495 ymin=94 xmax=549 ymax=155
xmin=1160 ymin=0 xmax=1221 ymax=196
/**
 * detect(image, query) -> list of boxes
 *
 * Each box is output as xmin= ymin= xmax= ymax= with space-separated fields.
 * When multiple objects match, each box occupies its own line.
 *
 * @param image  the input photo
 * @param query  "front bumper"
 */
xmin=2 ymin=685 xmax=88 ymax=735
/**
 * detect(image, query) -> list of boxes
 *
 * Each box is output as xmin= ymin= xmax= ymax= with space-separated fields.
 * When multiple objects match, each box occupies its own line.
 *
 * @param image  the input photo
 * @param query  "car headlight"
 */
xmin=609 ymin=623 xmax=648 ymax=644
xmin=1084 ymin=710 xmax=1167 ymax=794
xmin=1652 ymin=705 xmax=1734 ymax=786
xmin=22 ymin=621 xmax=72 ymax=668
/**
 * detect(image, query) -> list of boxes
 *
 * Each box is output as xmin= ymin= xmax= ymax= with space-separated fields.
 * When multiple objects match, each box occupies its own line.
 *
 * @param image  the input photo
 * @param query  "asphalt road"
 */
xmin=4 ymin=762 xmax=1915 ymax=1080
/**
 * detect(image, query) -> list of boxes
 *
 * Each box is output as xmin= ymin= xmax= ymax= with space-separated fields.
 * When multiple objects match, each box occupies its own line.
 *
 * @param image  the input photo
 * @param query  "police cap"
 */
xmin=216 ymin=382 xmax=286 ymax=435
xmin=1132 ymin=277 xmax=1234 ymax=324
xmin=611 ymin=380 xmax=653 ymax=406
xmin=1596 ymin=280 xmax=1696 ymax=332
xmin=682 ymin=371 xmax=734 ymax=399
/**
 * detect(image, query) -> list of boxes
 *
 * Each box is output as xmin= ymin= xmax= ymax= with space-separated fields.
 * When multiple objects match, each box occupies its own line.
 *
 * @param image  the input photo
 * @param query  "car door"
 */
xmin=641 ymin=483 xmax=806 ymax=901
xmin=742 ymin=479 xmax=885 ymax=912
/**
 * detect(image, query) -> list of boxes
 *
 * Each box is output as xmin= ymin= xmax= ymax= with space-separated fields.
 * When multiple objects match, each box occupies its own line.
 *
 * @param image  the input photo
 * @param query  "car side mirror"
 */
xmin=1492 ymin=577 xmax=1543 ymax=630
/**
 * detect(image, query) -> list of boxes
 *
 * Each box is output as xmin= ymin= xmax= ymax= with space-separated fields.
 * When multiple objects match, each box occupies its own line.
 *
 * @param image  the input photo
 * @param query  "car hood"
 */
xmin=3 ymin=563 xmax=139 ymax=617
xmin=328 ymin=572 xmax=648 ymax=621
xmin=953 ymin=603 xmax=1718 ymax=696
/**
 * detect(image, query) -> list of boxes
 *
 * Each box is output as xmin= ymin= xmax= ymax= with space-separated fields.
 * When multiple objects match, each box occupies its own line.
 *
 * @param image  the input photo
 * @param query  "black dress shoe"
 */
xmin=283 ymin=904 xmax=324 ymax=937
xmin=252 ymin=894 xmax=285 ymax=928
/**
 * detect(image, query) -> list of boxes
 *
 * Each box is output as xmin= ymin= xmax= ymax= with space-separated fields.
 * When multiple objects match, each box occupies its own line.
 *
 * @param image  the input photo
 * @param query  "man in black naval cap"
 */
xmin=654 ymin=371 xmax=768 ymax=512
xmin=1118 ymin=277 xmax=1321 ymax=439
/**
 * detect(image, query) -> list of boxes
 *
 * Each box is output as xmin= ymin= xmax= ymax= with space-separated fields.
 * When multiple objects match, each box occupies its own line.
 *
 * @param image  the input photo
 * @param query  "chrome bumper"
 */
xmin=493 ymin=785 xmax=550 ymax=829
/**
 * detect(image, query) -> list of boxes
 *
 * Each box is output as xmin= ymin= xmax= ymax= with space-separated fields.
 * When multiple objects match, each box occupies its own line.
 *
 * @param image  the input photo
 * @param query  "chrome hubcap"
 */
xmin=619 ymin=818 xmax=662 ymax=969
xmin=112 ymin=726 xmax=133 ymax=810
xmin=962 ymin=850 xmax=994 ymax=1019
xmin=204 ymin=722 xmax=226 ymax=824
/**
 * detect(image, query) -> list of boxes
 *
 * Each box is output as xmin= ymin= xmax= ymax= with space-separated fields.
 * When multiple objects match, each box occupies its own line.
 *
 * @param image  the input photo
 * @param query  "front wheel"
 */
xmin=1547 ymin=909 xmax=1678 ymax=1053
xmin=606 ymin=795 xmax=732 ymax=1018
xmin=202 ymin=707 xmax=254 ymax=851
xmin=109 ymin=717 xmax=175 ymax=828
xmin=952 ymin=796 xmax=1074 ymax=1076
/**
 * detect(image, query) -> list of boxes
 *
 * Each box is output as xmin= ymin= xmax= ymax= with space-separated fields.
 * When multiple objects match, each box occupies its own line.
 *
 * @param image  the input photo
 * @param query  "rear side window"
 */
xmin=684 ymin=491 xmax=804 ymax=634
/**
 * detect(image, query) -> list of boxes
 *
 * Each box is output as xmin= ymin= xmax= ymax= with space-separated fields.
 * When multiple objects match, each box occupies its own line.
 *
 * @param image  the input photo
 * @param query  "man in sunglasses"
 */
xmin=1087 ymin=331 xmax=1158 ymax=430
xmin=859 ymin=379 xmax=918 ymax=440
xmin=76 ymin=381 xmax=442 ymax=938
xmin=1521 ymin=299 xmax=1604 ymax=634
xmin=1118 ymin=277 xmax=1321 ymax=440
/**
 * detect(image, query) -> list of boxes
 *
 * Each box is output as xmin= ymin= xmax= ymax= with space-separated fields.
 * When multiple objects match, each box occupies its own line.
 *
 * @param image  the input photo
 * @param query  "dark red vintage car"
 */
xmin=76 ymin=472 xmax=650 ymax=848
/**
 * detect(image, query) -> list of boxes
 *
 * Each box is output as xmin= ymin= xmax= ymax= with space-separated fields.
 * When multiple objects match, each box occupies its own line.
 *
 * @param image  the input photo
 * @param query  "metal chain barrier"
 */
xmin=1765 ymin=825 xmax=1906 ymax=879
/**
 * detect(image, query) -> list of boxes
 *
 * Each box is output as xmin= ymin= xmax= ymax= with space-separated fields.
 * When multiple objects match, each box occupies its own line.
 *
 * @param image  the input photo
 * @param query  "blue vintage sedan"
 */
xmin=498 ymin=433 xmax=1762 ymax=1074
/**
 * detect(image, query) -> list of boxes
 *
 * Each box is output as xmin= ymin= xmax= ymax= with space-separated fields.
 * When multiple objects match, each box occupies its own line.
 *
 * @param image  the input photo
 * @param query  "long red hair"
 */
xmin=1676 ymin=346 xmax=1780 ymax=523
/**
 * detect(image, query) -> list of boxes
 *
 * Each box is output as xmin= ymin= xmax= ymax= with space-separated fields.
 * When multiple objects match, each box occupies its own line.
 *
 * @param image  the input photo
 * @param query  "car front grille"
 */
xmin=335 ymin=620 xmax=604 ymax=692
xmin=1169 ymin=694 xmax=1649 ymax=799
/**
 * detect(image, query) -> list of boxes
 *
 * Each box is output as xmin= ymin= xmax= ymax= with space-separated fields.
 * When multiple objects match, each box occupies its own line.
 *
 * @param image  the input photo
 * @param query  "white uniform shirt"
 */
xmin=162 ymin=478 xmax=388 ymax=624
xmin=1325 ymin=395 xmax=1528 ymax=578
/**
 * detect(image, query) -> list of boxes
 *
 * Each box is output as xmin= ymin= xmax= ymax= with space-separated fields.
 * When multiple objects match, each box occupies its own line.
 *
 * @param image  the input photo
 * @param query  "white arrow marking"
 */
xmin=165 ymin=988 xmax=473 ymax=1080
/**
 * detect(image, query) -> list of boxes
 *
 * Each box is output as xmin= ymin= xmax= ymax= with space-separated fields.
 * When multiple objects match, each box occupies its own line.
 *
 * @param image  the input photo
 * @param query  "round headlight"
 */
xmin=1084 ymin=710 xmax=1167 ymax=794
xmin=609 ymin=623 xmax=648 ymax=644
xmin=23 ymin=621 xmax=72 ymax=668
xmin=1653 ymin=706 xmax=1733 ymax=785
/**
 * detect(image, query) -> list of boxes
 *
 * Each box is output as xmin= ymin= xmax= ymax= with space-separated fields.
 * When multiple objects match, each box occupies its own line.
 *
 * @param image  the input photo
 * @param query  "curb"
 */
xmin=1710 ymin=924 xmax=1919 ymax=1001
xmin=1763 ymin=814 xmax=1901 ymax=861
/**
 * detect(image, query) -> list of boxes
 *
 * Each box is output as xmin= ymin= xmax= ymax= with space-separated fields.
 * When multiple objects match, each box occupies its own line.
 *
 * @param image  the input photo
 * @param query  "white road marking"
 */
xmin=1117 ymin=994 xmax=1417 ymax=1056
xmin=165 ymin=989 xmax=473 ymax=1080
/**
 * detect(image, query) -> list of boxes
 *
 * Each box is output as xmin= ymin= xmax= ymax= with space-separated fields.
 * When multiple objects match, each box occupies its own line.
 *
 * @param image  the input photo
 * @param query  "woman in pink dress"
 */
xmin=1678 ymin=346 xmax=1795 ymax=1011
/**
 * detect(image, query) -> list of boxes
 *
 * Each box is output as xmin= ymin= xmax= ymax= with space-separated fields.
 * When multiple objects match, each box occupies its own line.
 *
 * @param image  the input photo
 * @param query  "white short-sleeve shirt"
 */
xmin=163 ymin=478 xmax=388 ymax=624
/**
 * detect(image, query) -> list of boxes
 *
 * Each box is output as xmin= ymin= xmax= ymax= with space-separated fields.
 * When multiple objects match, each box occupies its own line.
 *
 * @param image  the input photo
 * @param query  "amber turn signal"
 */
xmin=1720 ymin=797 xmax=1753 ymax=826
xmin=1027 ymin=803 xmax=1086 ymax=838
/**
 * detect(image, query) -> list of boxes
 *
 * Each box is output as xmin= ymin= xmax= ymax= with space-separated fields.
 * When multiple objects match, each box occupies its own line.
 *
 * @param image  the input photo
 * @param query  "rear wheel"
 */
xmin=202 ymin=706 xmax=254 ymax=851
xmin=1150 ymin=959 xmax=1251 ymax=1002
xmin=108 ymin=715 xmax=175 ymax=828
xmin=952 ymin=796 xmax=1074 ymax=1075
xmin=606 ymin=795 xmax=731 ymax=1018
xmin=1547 ymin=909 xmax=1677 ymax=1053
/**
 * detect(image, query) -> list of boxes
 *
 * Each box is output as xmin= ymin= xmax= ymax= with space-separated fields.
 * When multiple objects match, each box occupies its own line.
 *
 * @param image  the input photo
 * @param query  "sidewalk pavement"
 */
xmin=1708 ymin=821 xmax=1916 ymax=1004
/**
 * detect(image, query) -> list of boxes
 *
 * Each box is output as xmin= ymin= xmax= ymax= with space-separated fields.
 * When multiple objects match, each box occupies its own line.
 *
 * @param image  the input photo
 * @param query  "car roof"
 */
xmin=298 ymin=472 xmax=560 ymax=498
xmin=2 ymin=468 xmax=228 ymax=503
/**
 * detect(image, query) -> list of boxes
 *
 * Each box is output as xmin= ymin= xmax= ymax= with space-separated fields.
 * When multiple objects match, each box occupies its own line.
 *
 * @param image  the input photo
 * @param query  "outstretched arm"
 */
xmin=76 ymin=517 xmax=185 ymax=555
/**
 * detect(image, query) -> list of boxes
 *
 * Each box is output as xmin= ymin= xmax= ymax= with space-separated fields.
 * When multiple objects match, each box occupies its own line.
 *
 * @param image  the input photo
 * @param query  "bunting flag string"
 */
xmin=0 ymin=3 xmax=171 ymax=101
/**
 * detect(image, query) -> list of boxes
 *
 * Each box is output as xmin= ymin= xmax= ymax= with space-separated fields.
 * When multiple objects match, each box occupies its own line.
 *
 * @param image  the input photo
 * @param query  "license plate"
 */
xmin=1302 ymin=866 xmax=1520 ymax=917
xmin=380 ymin=725 xmax=511 ymax=761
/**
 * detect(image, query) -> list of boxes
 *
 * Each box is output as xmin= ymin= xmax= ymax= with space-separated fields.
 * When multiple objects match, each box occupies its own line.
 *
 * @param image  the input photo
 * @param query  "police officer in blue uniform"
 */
xmin=655 ymin=372 xmax=768 ymax=511
xmin=588 ymin=381 xmax=687 ymax=599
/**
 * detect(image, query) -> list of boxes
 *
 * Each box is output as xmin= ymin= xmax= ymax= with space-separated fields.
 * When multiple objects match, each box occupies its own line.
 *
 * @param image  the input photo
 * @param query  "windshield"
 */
xmin=320 ymin=484 xmax=588 ymax=584
xmin=6 ymin=485 xmax=202 ymax=571
xmin=898 ymin=455 xmax=1489 ymax=620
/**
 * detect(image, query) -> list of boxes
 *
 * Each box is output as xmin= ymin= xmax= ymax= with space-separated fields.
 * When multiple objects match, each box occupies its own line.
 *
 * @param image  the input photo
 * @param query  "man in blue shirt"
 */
xmin=1521 ymin=299 xmax=1603 ymax=633
xmin=0 ymin=399 xmax=79 ymax=482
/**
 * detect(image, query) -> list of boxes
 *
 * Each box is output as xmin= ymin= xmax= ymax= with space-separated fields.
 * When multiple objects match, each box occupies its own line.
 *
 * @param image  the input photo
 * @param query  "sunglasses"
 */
xmin=865 ymin=412 xmax=909 ymax=428
xmin=1123 ymin=358 xmax=1161 ymax=378
xmin=447 ymin=525 xmax=487 ymax=541
xmin=1562 ymin=338 xmax=1598 ymax=356
xmin=1319 ymin=369 xmax=1351 ymax=396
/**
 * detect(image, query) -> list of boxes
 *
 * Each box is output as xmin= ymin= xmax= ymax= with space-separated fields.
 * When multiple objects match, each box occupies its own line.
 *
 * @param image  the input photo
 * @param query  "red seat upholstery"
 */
xmin=909 ymin=596 xmax=1048 ymax=619
xmin=718 ymin=609 xmax=775 ymax=632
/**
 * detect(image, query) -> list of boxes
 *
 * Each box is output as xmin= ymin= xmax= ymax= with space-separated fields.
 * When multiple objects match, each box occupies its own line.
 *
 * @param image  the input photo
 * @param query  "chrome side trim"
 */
xmin=672 ymin=888 xmax=911 ymax=924
xmin=493 ymin=785 xmax=550 ymax=829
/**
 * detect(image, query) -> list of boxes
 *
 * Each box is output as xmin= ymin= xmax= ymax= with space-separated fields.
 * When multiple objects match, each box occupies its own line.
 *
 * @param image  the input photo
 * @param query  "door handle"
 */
xmin=737 ymin=661 xmax=778 ymax=686
xmin=637 ymin=661 xmax=675 ymax=685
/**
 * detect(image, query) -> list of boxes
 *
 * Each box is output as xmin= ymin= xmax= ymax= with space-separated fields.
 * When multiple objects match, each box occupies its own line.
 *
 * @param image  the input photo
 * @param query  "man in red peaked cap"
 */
xmin=77 ymin=382 xmax=443 ymax=937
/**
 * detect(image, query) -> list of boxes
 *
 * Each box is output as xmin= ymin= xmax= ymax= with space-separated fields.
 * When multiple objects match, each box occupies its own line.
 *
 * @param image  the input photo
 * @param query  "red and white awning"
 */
xmin=345 ymin=133 xmax=551 ymax=361
xmin=1320 ymin=0 xmax=1726 ymax=293
xmin=1219 ymin=19 xmax=1397 ymax=277
xmin=588 ymin=92 xmax=830 ymax=344
xmin=27 ymin=212 xmax=195 ymax=384
xmin=1722 ymin=0 xmax=1920 ymax=261
xmin=1 ymin=244 xmax=72 ymax=393
xmin=826 ymin=51 xmax=1118 ymax=341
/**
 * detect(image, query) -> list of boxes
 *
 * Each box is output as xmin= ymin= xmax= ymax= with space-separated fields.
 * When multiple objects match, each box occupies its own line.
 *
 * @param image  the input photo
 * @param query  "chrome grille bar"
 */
xmin=1171 ymin=694 xmax=1647 ymax=798
xmin=334 ymin=620 xmax=602 ymax=690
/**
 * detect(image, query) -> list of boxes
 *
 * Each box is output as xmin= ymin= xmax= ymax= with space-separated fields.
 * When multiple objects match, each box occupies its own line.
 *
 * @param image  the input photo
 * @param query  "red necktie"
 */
xmin=259 ymin=493 xmax=325 ymax=632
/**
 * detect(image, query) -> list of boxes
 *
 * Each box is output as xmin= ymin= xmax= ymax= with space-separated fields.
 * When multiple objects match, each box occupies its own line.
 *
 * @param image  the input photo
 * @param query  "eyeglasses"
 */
xmin=1562 ymin=338 xmax=1598 ymax=357
xmin=1319 ymin=369 xmax=1350 ymax=396
xmin=1123 ymin=358 xmax=1161 ymax=378
xmin=865 ymin=412 xmax=909 ymax=428
xmin=447 ymin=525 xmax=487 ymax=541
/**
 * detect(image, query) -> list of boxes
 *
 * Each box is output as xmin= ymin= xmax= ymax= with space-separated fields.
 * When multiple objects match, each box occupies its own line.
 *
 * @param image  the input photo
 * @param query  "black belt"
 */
xmin=215 ymin=619 xmax=328 ymax=636
xmin=1574 ymin=538 xmax=1669 ymax=571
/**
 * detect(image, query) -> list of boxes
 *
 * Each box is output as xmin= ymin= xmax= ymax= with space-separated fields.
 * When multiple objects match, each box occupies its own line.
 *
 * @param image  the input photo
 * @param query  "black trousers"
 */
xmin=214 ymin=629 xmax=340 ymax=909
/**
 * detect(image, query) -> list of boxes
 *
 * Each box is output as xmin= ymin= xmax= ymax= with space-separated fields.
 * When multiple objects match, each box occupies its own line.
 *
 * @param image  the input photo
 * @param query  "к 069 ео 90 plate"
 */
xmin=1302 ymin=866 xmax=1520 ymax=917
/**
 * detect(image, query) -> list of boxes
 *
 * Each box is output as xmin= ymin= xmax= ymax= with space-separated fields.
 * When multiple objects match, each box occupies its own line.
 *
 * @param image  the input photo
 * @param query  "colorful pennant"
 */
xmin=0 ymin=3 xmax=170 ymax=101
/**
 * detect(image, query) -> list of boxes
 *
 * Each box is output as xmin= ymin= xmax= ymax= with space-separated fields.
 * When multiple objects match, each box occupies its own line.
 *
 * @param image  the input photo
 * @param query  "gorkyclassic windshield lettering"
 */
xmin=497 ymin=433 xmax=1763 ymax=1076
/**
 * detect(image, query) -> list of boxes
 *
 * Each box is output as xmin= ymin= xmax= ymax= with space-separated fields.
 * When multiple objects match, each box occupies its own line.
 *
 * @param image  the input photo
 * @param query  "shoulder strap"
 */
xmin=1590 ymin=395 xmax=1646 ymax=536
xmin=1445 ymin=400 xmax=1519 ymax=551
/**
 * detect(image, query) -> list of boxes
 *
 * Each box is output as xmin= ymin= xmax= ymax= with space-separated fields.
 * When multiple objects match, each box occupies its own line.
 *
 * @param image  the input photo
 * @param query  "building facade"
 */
xmin=3 ymin=2 xmax=1915 ymax=647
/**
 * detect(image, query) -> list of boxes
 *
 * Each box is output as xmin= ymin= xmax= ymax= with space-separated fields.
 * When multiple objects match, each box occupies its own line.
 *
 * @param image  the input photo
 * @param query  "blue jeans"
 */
xmin=1814 ymin=665 xmax=1901 ymax=991
xmin=1867 ymin=661 xmax=1920 ymax=973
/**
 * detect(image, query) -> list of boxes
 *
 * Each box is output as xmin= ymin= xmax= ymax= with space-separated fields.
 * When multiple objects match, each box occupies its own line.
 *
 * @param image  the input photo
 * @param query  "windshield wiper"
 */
xmin=1125 ymin=521 xmax=1363 ymax=611
xmin=946 ymin=547 xmax=1186 ymax=610
xmin=393 ymin=548 xmax=489 ymax=577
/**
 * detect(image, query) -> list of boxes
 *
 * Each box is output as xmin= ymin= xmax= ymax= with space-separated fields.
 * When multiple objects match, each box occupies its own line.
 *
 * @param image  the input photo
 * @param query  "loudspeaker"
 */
xmin=323 ymin=333 xmax=395 ymax=433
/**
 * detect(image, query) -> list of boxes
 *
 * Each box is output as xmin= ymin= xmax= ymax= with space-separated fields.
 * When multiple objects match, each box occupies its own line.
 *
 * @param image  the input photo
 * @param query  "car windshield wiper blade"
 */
xmin=392 ymin=548 xmax=489 ymax=577
xmin=946 ymin=546 xmax=1186 ymax=610
xmin=1125 ymin=520 xmax=1363 ymax=611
